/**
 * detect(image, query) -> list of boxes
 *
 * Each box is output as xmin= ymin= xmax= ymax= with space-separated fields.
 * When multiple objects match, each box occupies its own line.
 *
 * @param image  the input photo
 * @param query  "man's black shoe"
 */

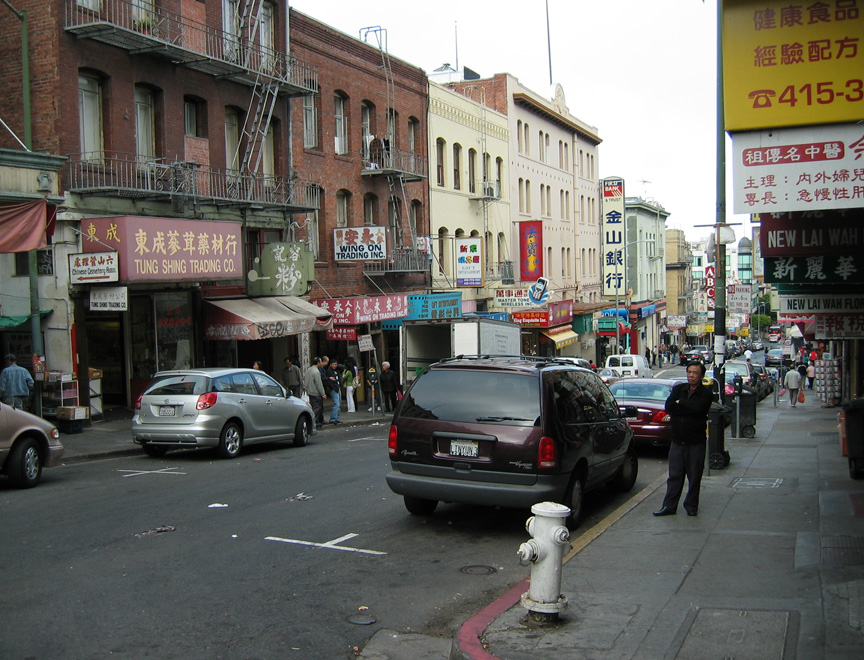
xmin=686 ymin=510 xmax=698 ymax=516
xmin=653 ymin=507 xmax=676 ymax=516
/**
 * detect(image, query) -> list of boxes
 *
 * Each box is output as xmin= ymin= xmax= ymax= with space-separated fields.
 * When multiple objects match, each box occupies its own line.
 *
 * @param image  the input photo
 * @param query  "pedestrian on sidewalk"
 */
xmin=0 ymin=354 xmax=34 ymax=410
xmin=303 ymin=357 xmax=327 ymax=425
xmin=654 ymin=361 xmax=713 ymax=517
xmin=342 ymin=358 xmax=358 ymax=413
xmin=379 ymin=361 xmax=399 ymax=413
xmin=326 ymin=358 xmax=342 ymax=424
xmin=784 ymin=367 xmax=802 ymax=407
xmin=281 ymin=356 xmax=303 ymax=398
xmin=806 ymin=362 xmax=815 ymax=390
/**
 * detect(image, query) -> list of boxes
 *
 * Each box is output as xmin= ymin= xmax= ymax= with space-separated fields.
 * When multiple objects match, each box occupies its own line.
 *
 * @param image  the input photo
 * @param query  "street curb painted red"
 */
xmin=451 ymin=579 xmax=528 ymax=660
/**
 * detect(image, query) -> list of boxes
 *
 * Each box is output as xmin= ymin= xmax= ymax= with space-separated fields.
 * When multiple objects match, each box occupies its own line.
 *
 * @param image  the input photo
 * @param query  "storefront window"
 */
xmin=155 ymin=293 xmax=193 ymax=371
xmin=130 ymin=296 xmax=156 ymax=380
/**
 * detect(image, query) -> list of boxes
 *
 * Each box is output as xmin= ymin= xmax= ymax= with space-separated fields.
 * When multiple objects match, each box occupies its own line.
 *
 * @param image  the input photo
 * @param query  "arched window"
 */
xmin=436 ymin=138 xmax=446 ymax=187
xmin=468 ymin=149 xmax=477 ymax=193
xmin=452 ymin=143 xmax=462 ymax=190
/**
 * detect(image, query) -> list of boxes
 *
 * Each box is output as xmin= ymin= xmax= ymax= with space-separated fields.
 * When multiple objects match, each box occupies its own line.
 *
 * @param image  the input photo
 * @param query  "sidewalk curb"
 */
xmin=450 ymin=473 xmax=668 ymax=660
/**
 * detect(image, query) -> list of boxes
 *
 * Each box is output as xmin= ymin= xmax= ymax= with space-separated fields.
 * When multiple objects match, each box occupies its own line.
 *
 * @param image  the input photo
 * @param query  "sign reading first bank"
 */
xmin=81 ymin=216 xmax=243 ymax=282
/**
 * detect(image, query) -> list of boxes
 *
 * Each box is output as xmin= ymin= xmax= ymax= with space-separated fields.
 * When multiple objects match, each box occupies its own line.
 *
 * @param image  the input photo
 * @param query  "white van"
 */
xmin=604 ymin=354 xmax=653 ymax=378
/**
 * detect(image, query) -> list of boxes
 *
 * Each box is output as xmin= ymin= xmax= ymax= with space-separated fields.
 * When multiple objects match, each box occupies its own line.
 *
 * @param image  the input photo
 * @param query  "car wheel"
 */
xmin=404 ymin=495 xmax=437 ymax=515
xmin=8 ymin=437 xmax=42 ymax=488
xmin=142 ymin=443 xmax=168 ymax=458
xmin=564 ymin=470 xmax=586 ymax=529
xmin=293 ymin=415 xmax=310 ymax=447
xmin=607 ymin=443 xmax=638 ymax=493
xmin=217 ymin=422 xmax=243 ymax=458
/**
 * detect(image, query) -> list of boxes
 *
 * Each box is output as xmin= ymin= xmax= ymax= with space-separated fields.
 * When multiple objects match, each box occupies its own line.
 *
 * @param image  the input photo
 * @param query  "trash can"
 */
xmin=723 ymin=390 xmax=757 ymax=438
xmin=841 ymin=399 xmax=864 ymax=480
xmin=708 ymin=402 xmax=731 ymax=468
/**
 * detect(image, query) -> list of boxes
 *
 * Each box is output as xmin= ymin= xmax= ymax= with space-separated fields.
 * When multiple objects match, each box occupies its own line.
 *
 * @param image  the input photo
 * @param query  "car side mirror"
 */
xmin=622 ymin=405 xmax=638 ymax=418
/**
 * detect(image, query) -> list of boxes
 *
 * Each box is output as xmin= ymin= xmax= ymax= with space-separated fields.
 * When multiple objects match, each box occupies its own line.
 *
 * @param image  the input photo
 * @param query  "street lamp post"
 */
xmin=613 ymin=238 xmax=655 ymax=355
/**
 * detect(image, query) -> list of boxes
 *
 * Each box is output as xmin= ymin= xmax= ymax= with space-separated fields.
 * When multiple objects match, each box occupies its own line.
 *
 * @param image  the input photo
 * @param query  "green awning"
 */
xmin=0 ymin=310 xmax=52 ymax=330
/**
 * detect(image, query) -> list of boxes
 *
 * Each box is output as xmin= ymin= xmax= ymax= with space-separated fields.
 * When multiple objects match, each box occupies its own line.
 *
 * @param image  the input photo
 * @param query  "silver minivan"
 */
xmin=132 ymin=368 xmax=316 ymax=458
xmin=604 ymin=354 xmax=653 ymax=379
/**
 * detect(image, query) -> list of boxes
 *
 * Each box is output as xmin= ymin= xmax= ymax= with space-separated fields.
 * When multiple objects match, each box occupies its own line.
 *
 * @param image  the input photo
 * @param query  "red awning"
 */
xmin=0 ymin=199 xmax=48 ymax=253
xmin=205 ymin=296 xmax=333 ymax=341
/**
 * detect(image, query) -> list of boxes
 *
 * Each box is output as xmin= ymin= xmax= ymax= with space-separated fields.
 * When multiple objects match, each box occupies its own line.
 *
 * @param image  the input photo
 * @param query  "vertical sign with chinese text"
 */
xmin=518 ymin=221 xmax=543 ymax=282
xmin=455 ymin=237 xmax=484 ymax=287
xmin=601 ymin=177 xmax=626 ymax=297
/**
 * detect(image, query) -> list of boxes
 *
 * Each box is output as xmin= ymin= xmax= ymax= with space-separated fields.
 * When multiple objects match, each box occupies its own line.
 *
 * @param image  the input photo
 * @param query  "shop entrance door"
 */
xmin=85 ymin=314 xmax=127 ymax=408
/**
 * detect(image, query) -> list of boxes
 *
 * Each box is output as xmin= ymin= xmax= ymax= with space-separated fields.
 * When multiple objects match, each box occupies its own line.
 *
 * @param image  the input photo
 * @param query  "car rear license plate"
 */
xmin=450 ymin=439 xmax=478 ymax=458
xmin=159 ymin=406 xmax=176 ymax=416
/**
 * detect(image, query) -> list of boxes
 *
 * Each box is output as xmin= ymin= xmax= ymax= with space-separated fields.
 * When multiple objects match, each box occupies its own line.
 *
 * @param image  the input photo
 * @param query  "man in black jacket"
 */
xmin=654 ymin=361 xmax=714 ymax=517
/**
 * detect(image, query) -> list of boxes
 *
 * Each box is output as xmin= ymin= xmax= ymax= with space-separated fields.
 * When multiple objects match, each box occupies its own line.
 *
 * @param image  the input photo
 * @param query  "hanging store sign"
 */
xmin=727 ymin=284 xmax=753 ymax=314
xmin=758 ymin=211 xmax=863 ymax=256
xmin=313 ymin=293 xmax=409 ymax=325
xmin=731 ymin=123 xmax=864 ymax=214
xmin=333 ymin=226 xmax=386 ymax=261
xmin=327 ymin=326 xmax=357 ymax=341
xmin=816 ymin=314 xmax=864 ymax=339
xmin=510 ymin=300 xmax=574 ymax=328
xmin=69 ymin=251 xmax=119 ymax=284
xmin=455 ymin=237 xmax=484 ymax=287
xmin=90 ymin=286 xmax=128 ymax=311
xmin=764 ymin=254 xmax=862 ymax=283
xmin=407 ymin=293 xmax=462 ymax=320
xmin=81 ymin=216 xmax=242 ymax=282
xmin=518 ymin=221 xmax=543 ymax=281
xmin=778 ymin=293 xmax=864 ymax=322
xmin=247 ymin=242 xmax=314 ymax=296
xmin=601 ymin=177 xmax=626 ymax=297
xmin=494 ymin=288 xmax=532 ymax=308
xmin=723 ymin=0 xmax=864 ymax=131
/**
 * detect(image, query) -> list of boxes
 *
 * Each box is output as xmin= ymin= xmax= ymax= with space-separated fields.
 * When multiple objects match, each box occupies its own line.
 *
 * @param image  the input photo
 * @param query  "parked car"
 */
xmin=680 ymin=345 xmax=712 ymax=365
xmin=604 ymin=354 xmax=653 ymax=378
xmin=722 ymin=360 xmax=760 ymax=395
xmin=132 ymin=368 xmax=316 ymax=458
xmin=597 ymin=368 xmax=622 ymax=385
xmin=749 ymin=364 xmax=774 ymax=400
xmin=751 ymin=340 xmax=764 ymax=352
xmin=608 ymin=378 xmax=676 ymax=447
xmin=765 ymin=348 xmax=785 ymax=367
xmin=1 ymin=402 xmax=64 ymax=488
xmin=386 ymin=356 xmax=639 ymax=527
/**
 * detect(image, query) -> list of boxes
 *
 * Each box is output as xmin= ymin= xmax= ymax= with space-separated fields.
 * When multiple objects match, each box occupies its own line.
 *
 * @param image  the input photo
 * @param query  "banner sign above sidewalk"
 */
xmin=778 ymin=293 xmax=864 ymax=321
xmin=765 ymin=254 xmax=862 ymax=284
xmin=759 ymin=210 xmax=863 ymax=257
xmin=732 ymin=123 xmax=864 ymax=214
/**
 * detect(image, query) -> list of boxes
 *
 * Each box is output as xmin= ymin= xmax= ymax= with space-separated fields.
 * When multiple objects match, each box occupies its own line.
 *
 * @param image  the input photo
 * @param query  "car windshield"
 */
xmin=400 ymin=370 xmax=540 ymax=426
xmin=768 ymin=349 xmax=783 ymax=356
xmin=725 ymin=363 xmax=749 ymax=377
xmin=145 ymin=375 xmax=208 ymax=396
xmin=609 ymin=382 xmax=672 ymax=401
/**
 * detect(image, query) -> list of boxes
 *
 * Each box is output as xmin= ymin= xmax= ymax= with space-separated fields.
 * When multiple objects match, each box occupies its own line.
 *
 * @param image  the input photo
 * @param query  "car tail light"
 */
xmin=634 ymin=368 xmax=639 ymax=375
xmin=652 ymin=410 xmax=670 ymax=424
xmin=538 ymin=436 xmax=558 ymax=469
xmin=388 ymin=425 xmax=398 ymax=455
xmin=134 ymin=394 xmax=143 ymax=410
xmin=197 ymin=392 xmax=218 ymax=410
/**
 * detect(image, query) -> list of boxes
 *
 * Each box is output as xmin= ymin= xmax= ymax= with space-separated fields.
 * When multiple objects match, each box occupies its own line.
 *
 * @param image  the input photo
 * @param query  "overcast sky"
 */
xmin=288 ymin=0 xmax=753 ymax=243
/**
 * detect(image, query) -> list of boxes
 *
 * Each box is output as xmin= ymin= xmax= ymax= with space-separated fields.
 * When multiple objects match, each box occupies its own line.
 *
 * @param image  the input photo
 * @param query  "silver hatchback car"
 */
xmin=132 ymin=368 xmax=316 ymax=458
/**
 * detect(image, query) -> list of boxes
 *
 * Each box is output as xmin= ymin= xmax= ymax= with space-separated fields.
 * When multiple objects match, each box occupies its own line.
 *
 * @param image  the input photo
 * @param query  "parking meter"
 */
xmin=367 ymin=366 xmax=378 ymax=385
xmin=733 ymin=374 xmax=743 ymax=395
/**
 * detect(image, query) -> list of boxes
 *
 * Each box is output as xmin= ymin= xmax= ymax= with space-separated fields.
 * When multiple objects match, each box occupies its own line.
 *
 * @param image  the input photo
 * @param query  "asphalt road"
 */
xmin=1 ymin=421 xmax=666 ymax=659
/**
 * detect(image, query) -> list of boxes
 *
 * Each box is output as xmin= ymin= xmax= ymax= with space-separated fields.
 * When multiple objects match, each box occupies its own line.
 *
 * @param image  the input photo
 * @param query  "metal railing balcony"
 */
xmin=470 ymin=180 xmax=501 ymax=200
xmin=67 ymin=152 xmax=320 ymax=212
xmin=654 ymin=289 xmax=666 ymax=299
xmin=64 ymin=0 xmax=317 ymax=95
xmin=361 ymin=148 xmax=427 ymax=182
xmin=485 ymin=260 xmax=514 ymax=283
xmin=363 ymin=247 xmax=429 ymax=276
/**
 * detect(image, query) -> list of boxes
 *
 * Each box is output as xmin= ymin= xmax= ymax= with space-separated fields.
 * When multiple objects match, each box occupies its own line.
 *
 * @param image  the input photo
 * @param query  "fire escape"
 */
xmin=357 ymin=26 xmax=428 ymax=277
xmin=63 ymin=0 xmax=319 ymax=212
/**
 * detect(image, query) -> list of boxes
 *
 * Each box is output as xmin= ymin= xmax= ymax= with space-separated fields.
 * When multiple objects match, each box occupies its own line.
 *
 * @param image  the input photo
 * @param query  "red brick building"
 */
xmin=0 ymin=1 xmax=428 ymax=410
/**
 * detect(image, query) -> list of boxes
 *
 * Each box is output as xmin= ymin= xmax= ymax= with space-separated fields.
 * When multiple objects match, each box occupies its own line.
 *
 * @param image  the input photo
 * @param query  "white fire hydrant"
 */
xmin=517 ymin=501 xmax=571 ymax=623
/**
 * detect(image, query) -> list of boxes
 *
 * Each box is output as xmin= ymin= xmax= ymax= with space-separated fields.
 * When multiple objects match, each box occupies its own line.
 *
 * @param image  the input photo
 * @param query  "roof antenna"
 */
xmin=454 ymin=21 xmax=459 ymax=75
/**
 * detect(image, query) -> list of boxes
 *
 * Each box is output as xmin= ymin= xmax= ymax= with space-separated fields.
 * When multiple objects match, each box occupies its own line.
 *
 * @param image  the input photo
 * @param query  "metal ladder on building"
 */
xmin=230 ymin=0 xmax=279 ymax=179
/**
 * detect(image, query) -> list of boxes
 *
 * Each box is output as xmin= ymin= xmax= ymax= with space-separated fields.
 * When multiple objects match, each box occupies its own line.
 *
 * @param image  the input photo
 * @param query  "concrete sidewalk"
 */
xmin=58 ymin=398 xmax=392 ymax=462
xmin=446 ymin=391 xmax=864 ymax=660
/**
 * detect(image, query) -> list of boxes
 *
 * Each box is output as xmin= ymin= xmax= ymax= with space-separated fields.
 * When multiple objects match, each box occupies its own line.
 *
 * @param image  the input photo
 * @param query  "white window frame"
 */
xmin=134 ymin=87 xmax=155 ymax=162
xmin=334 ymin=94 xmax=347 ymax=155
xmin=225 ymin=108 xmax=240 ymax=172
xmin=303 ymin=94 xmax=317 ymax=149
xmin=78 ymin=74 xmax=103 ymax=159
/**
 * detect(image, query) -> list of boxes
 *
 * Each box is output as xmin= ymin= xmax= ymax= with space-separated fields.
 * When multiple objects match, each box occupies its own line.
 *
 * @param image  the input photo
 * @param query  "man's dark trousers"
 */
xmin=662 ymin=441 xmax=706 ymax=514
xmin=309 ymin=395 xmax=324 ymax=425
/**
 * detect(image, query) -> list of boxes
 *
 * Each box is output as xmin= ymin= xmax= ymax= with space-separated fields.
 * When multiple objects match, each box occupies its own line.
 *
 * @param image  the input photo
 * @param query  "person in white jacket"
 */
xmin=784 ymin=367 xmax=803 ymax=407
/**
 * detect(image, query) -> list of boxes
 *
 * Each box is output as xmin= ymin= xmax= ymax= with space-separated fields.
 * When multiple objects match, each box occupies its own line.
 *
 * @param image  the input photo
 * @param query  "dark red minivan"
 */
xmin=386 ymin=356 xmax=638 ymax=526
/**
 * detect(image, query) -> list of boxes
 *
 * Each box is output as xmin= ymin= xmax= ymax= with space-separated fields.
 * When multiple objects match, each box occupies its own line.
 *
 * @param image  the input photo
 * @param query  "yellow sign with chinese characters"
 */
xmin=723 ymin=0 xmax=864 ymax=130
